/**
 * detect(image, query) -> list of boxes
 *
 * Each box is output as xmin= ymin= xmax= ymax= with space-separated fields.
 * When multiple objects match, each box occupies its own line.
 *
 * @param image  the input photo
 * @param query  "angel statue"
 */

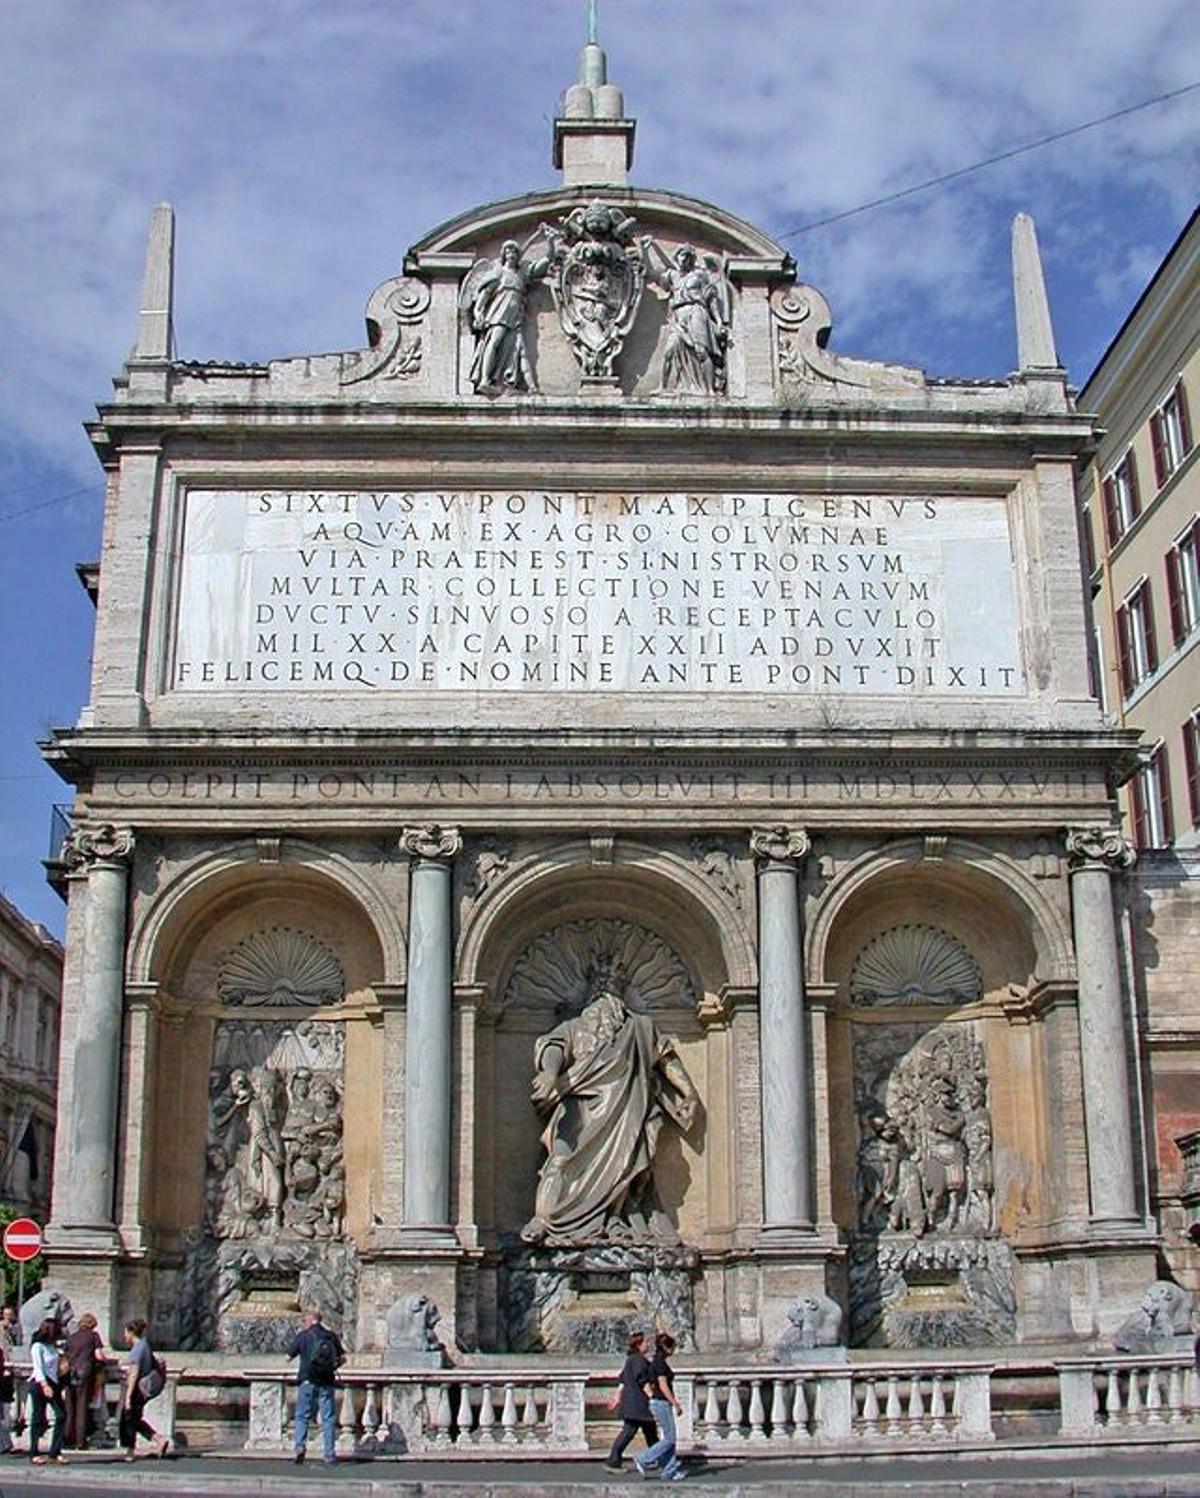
xmin=522 ymin=957 xmax=698 ymax=1248
xmin=643 ymin=241 xmax=734 ymax=396
xmin=461 ymin=230 xmax=559 ymax=395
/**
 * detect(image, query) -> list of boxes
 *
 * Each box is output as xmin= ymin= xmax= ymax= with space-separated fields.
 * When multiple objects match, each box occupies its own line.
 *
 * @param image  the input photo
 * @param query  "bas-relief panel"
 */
xmin=171 ymin=489 xmax=1023 ymax=697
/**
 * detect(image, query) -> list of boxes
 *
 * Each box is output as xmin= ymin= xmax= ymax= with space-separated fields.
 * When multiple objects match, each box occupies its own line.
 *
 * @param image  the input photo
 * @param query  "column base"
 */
xmin=39 ymin=1235 xmax=122 ymax=1345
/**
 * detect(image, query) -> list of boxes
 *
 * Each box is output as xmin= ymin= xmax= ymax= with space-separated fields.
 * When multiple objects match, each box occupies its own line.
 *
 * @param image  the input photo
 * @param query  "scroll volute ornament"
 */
xmin=750 ymin=826 xmax=810 ymax=866
xmin=61 ymin=823 xmax=135 ymax=870
xmin=1065 ymin=827 xmax=1137 ymax=871
xmin=399 ymin=825 xmax=463 ymax=861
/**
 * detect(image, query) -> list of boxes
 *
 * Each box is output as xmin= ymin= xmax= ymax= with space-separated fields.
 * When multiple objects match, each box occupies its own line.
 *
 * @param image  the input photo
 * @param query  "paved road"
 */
xmin=0 ymin=1447 xmax=1197 ymax=1496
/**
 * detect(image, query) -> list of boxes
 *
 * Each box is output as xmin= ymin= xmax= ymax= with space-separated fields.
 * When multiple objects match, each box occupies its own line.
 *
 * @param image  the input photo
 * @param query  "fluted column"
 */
xmin=399 ymin=824 xmax=461 ymax=1237
xmin=751 ymin=826 xmax=814 ymax=1235
xmin=1066 ymin=827 xmax=1140 ymax=1227
xmin=59 ymin=824 xmax=135 ymax=1229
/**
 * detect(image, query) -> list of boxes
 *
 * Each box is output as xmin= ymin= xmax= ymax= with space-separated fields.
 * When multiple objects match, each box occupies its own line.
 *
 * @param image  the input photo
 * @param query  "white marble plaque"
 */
xmin=171 ymin=490 xmax=1024 ymax=695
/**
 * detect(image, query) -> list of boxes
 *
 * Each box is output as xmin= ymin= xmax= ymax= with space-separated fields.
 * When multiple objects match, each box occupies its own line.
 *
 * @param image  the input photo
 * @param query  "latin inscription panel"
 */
xmin=172 ymin=490 xmax=1023 ymax=695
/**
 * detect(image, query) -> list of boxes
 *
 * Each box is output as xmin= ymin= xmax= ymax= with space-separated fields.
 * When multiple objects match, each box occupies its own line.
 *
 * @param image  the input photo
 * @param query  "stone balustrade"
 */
xmin=1058 ymin=1355 xmax=1200 ymax=1438
xmin=225 ymin=1356 xmax=1199 ymax=1459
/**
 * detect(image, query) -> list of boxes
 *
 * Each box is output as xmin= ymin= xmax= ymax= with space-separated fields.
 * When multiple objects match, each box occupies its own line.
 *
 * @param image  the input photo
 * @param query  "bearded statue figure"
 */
xmin=521 ymin=959 xmax=698 ymax=1248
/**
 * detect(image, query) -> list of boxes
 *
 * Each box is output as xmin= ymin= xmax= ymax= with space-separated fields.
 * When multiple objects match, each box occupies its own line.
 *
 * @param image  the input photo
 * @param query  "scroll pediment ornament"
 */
xmin=61 ymin=823 xmax=135 ymax=871
xmin=771 ymin=284 xmax=867 ymax=391
xmin=850 ymin=924 xmax=982 ymax=1008
xmin=1065 ymin=826 xmax=1137 ymax=872
xmin=503 ymin=918 xmax=695 ymax=1017
xmin=217 ymin=927 xmax=344 ymax=1009
xmin=549 ymin=200 xmax=645 ymax=382
xmin=340 ymin=276 xmax=430 ymax=386
xmin=399 ymin=824 xmax=463 ymax=861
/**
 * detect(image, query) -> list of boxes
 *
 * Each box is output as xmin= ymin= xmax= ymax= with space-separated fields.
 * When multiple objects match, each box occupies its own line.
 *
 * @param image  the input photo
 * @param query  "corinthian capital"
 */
xmin=1065 ymin=826 xmax=1137 ymax=872
xmin=399 ymin=824 xmax=463 ymax=862
xmin=750 ymin=826 xmax=810 ymax=867
xmin=61 ymin=823 xmax=135 ymax=872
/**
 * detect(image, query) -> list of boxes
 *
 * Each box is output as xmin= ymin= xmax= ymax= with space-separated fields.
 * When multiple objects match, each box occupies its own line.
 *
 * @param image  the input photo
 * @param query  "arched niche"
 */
xmin=129 ymin=844 xmax=390 ymax=1257
xmin=463 ymin=843 xmax=747 ymax=1258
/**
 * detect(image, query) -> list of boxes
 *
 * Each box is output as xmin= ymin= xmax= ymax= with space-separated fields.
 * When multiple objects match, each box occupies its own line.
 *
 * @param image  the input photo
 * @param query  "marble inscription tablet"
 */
xmin=172 ymin=490 xmax=1023 ymax=695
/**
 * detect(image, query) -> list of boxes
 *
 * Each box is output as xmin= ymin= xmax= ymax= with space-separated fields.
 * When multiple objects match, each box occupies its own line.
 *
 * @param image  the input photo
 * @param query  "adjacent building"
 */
xmin=0 ymin=893 xmax=61 ymax=1221
xmin=1078 ymin=209 xmax=1199 ymax=851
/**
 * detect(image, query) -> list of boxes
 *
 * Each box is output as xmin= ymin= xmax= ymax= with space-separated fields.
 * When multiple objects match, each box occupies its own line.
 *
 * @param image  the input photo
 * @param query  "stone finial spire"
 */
xmin=1012 ymin=212 xmax=1060 ymax=371
xmin=554 ymin=1 xmax=636 ymax=188
xmin=134 ymin=202 xmax=175 ymax=361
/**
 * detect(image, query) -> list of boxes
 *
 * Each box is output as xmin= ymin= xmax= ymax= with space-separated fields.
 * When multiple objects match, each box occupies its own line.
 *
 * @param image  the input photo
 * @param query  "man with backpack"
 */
xmin=288 ymin=1307 xmax=344 ymax=1465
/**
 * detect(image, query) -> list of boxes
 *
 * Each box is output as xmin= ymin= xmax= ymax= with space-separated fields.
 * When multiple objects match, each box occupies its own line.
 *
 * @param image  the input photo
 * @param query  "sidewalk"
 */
xmin=0 ymin=1446 xmax=1197 ymax=1496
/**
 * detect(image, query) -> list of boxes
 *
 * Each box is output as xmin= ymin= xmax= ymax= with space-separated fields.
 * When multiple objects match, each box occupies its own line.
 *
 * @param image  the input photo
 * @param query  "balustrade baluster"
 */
xmin=1103 ymin=1367 xmax=1121 ymax=1426
xmin=929 ymin=1373 xmax=947 ymax=1435
xmin=701 ymin=1381 xmax=720 ymax=1441
xmin=521 ymin=1385 xmax=539 ymax=1435
xmin=500 ymin=1382 xmax=519 ymax=1444
xmin=860 ymin=1378 xmax=881 ymax=1435
xmin=361 ymin=1384 xmax=380 ymax=1443
xmin=748 ymin=1378 xmax=766 ymax=1440
xmin=792 ymin=1378 xmax=811 ymax=1440
xmin=1167 ymin=1365 xmax=1183 ymax=1424
xmin=478 ymin=1381 xmax=497 ymax=1440
xmin=336 ymin=1385 xmax=358 ymax=1452
xmin=1145 ymin=1367 xmax=1163 ymax=1423
xmin=457 ymin=1385 xmax=476 ymax=1444
xmin=907 ymin=1373 xmax=925 ymax=1430
xmin=885 ymin=1375 xmax=903 ymax=1435
xmin=432 ymin=1384 xmax=453 ymax=1447
xmin=1126 ymin=1368 xmax=1142 ymax=1422
xmin=769 ymin=1377 xmax=788 ymax=1436
xmin=726 ymin=1380 xmax=744 ymax=1438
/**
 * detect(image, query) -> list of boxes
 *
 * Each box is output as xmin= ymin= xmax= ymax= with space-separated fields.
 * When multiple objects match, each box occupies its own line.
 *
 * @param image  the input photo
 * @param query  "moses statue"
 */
xmin=522 ymin=959 xmax=698 ymax=1247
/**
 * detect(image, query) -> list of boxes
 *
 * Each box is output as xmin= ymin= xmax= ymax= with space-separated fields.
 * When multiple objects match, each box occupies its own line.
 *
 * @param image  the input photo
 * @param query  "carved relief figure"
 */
xmin=462 ymin=235 xmax=557 ymax=394
xmin=522 ymin=958 xmax=698 ymax=1247
xmin=644 ymin=242 xmax=733 ymax=395
xmin=962 ymin=1076 xmax=996 ymax=1234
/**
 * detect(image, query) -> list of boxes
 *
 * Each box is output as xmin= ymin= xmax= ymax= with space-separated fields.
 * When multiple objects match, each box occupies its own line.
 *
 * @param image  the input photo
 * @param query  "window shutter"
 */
xmin=1081 ymin=509 xmax=1096 ymax=576
xmin=1156 ymin=747 xmax=1174 ymax=846
xmin=1116 ymin=604 xmax=1133 ymax=696
xmin=1150 ymin=411 xmax=1168 ymax=487
xmin=1127 ymin=453 xmax=1141 ymax=519
xmin=1166 ymin=547 xmax=1185 ymax=646
xmin=1102 ymin=477 xmax=1119 ymax=546
xmin=1185 ymin=719 xmax=1200 ymax=827
xmin=1176 ymin=379 xmax=1193 ymax=456
xmin=1129 ymin=768 xmax=1148 ymax=848
xmin=1143 ymin=584 xmax=1159 ymax=673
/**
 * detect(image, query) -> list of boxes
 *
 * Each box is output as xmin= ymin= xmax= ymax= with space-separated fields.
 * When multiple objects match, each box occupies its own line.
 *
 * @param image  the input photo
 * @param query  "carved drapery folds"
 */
xmin=850 ymin=925 xmax=982 ymax=1008
xmin=61 ymin=823 xmax=135 ymax=870
xmin=644 ymin=240 xmax=733 ymax=395
xmin=217 ymin=928 xmax=344 ymax=1009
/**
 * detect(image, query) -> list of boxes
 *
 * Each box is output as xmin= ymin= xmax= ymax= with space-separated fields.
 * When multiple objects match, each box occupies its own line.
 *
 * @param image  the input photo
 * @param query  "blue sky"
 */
xmin=2 ymin=0 xmax=1198 ymax=934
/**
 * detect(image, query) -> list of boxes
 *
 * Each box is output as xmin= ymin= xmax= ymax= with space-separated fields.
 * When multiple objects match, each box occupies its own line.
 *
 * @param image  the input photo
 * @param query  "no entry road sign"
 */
xmin=3 ymin=1218 xmax=42 ymax=1263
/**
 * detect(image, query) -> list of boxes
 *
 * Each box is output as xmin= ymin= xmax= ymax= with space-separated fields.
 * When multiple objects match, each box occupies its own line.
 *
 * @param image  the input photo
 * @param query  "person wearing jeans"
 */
xmin=288 ymin=1307 xmax=343 ymax=1465
xmin=28 ymin=1317 xmax=68 ymax=1466
xmin=637 ymin=1332 xmax=686 ymax=1481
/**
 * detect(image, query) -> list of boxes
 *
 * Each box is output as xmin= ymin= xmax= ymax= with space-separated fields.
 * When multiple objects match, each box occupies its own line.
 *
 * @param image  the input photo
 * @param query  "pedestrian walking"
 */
xmin=63 ymin=1313 xmax=106 ymax=1449
xmin=119 ymin=1318 xmax=169 ymax=1461
xmin=604 ymin=1330 xmax=658 ymax=1473
xmin=27 ymin=1316 xmax=68 ymax=1465
xmin=636 ymin=1331 xmax=686 ymax=1480
xmin=288 ymin=1306 xmax=344 ymax=1465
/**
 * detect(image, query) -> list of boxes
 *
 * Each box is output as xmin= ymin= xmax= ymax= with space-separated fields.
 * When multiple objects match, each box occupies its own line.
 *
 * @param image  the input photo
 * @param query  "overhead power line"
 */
xmin=777 ymin=80 xmax=1200 ymax=240
xmin=0 ymin=486 xmax=96 ymax=524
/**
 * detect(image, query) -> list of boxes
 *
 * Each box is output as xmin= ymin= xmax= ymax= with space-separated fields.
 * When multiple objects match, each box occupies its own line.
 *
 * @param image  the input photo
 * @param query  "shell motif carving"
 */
xmin=850 ymin=924 xmax=981 ymax=1007
xmin=503 ymin=918 xmax=695 ymax=1017
xmin=217 ymin=927 xmax=345 ymax=1009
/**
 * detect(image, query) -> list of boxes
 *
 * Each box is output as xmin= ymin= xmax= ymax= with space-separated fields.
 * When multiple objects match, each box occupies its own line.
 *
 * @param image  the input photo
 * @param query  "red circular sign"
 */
xmin=3 ymin=1219 xmax=42 ymax=1263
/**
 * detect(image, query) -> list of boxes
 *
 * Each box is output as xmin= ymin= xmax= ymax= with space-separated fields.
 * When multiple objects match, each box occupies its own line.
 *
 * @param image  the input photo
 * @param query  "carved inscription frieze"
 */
xmin=172 ymin=489 xmax=1025 ymax=695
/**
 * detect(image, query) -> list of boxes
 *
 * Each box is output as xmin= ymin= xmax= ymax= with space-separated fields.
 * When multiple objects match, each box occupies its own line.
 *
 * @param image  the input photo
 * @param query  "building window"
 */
xmin=1116 ymin=578 xmax=1158 ymax=696
xmin=1150 ymin=378 xmax=1193 ymax=488
xmin=1184 ymin=711 xmax=1200 ymax=830
xmin=1166 ymin=517 xmax=1200 ymax=646
xmin=1102 ymin=452 xmax=1140 ymax=546
xmin=1130 ymin=742 xmax=1174 ymax=848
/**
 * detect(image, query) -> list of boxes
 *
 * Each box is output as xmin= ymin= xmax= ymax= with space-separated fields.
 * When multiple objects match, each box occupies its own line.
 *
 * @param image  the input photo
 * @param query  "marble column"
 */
xmin=751 ymin=826 xmax=814 ymax=1235
xmin=59 ymin=824 xmax=135 ymax=1230
xmin=1066 ymin=827 xmax=1140 ymax=1227
xmin=399 ymin=824 xmax=461 ymax=1236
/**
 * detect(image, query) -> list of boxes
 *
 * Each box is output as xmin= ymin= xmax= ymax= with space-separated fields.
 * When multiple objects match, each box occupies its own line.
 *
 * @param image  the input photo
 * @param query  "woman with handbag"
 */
xmin=27 ymin=1317 xmax=68 ymax=1465
xmin=119 ymin=1318 xmax=169 ymax=1461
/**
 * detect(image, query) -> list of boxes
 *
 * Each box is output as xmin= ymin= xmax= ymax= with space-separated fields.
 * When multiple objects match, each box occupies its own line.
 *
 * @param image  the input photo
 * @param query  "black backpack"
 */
xmin=307 ymin=1331 xmax=341 ymax=1383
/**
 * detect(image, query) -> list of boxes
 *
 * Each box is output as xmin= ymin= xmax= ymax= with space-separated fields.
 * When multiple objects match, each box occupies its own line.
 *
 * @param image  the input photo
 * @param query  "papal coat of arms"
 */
xmin=549 ymin=200 xmax=645 ymax=381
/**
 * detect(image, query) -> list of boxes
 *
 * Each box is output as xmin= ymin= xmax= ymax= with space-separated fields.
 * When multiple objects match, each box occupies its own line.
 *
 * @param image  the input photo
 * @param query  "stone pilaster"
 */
xmin=56 ymin=824 xmax=135 ymax=1235
xmin=1066 ymin=827 xmax=1140 ymax=1228
xmin=751 ymin=826 xmax=814 ymax=1238
xmin=398 ymin=824 xmax=461 ymax=1243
